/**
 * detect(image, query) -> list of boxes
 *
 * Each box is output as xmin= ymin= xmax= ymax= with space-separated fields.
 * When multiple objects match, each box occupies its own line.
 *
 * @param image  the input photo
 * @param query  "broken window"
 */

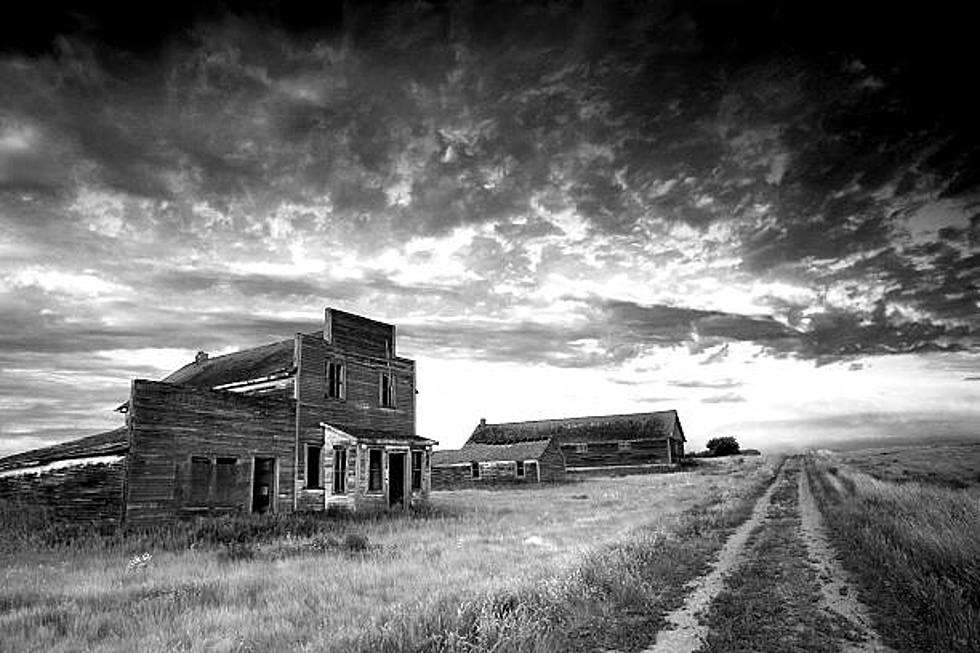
xmin=306 ymin=445 xmax=322 ymax=489
xmin=516 ymin=460 xmax=525 ymax=477
xmin=332 ymin=447 xmax=347 ymax=494
xmin=214 ymin=457 xmax=237 ymax=502
xmin=368 ymin=449 xmax=383 ymax=492
xmin=326 ymin=360 xmax=345 ymax=399
xmin=190 ymin=456 xmax=211 ymax=504
xmin=379 ymin=372 xmax=395 ymax=408
xmin=471 ymin=461 xmax=480 ymax=479
xmin=411 ymin=451 xmax=423 ymax=491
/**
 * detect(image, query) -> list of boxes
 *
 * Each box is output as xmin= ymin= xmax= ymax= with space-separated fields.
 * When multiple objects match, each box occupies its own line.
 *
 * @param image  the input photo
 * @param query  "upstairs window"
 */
xmin=380 ymin=372 xmax=396 ymax=408
xmin=332 ymin=447 xmax=347 ymax=494
xmin=575 ymin=443 xmax=588 ymax=453
xmin=306 ymin=445 xmax=322 ymax=489
xmin=411 ymin=451 xmax=423 ymax=491
xmin=618 ymin=441 xmax=631 ymax=450
xmin=515 ymin=460 xmax=525 ymax=477
xmin=471 ymin=461 xmax=480 ymax=479
xmin=326 ymin=361 xmax=345 ymax=399
xmin=368 ymin=449 xmax=383 ymax=492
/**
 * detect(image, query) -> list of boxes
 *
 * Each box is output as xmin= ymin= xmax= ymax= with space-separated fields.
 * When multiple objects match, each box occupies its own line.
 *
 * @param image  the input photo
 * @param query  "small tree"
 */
xmin=705 ymin=436 xmax=740 ymax=457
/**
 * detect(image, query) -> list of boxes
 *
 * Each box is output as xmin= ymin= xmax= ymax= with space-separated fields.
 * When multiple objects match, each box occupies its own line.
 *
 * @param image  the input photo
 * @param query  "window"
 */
xmin=618 ymin=441 xmax=631 ymax=450
xmin=306 ymin=445 xmax=322 ymax=489
xmin=332 ymin=447 xmax=347 ymax=494
xmin=326 ymin=360 xmax=345 ymax=399
xmin=190 ymin=456 xmax=211 ymax=504
xmin=215 ymin=457 xmax=237 ymax=502
xmin=575 ymin=443 xmax=588 ymax=453
xmin=470 ymin=461 xmax=480 ymax=479
xmin=515 ymin=460 xmax=525 ymax=477
xmin=368 ymin=449 xmax=383 ymax=492
xmin=380 ymin=372 xmax=395 ymax=408
xmin=411 ymin=451 xmax=423 ymax=491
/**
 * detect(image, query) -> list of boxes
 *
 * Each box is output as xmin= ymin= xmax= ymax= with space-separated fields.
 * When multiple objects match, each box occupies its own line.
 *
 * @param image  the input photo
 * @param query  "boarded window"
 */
xmin=214 ymin=457 xmax=237 ymax=502
xmin=332 ymin=447 xmax=347 ymax=494
xmin=575 ymin=443 xmax=588 ymax=453
xmin=411 ymin=451 xmax=423 ymax=491
xmin=190 ymin=456 xmax=211 ymax=504
xmin=368 ymin=449 xmax=383 ymax=492
xmin=379 ymin=372 xmax=395 ymax=408
xmin=618 ymin=441 xmax=631 ymax=450
xmin=516 ymin=460 xmax=525 ymax=477
xmin=471 ymin=461 xmax=480 ymax=479
xmin=326 ymin=361 xmax=345 ymax=399
xmin=306 ymin=445 xmax=322 ymax=489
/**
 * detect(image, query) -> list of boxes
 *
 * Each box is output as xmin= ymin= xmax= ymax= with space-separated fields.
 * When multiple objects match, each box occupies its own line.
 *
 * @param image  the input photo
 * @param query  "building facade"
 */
xmin=0 ymin=308 xmax=435 ymax=525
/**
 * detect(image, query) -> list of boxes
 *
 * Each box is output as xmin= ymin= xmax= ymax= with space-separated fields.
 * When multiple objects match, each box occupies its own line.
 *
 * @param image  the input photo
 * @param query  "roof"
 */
xmin=469 ymin=410 xmax=684 ymax=445
xmin=163 ymin=338 xmax=295 ymax=388
xmin=432 ymin=440 xmax=552 ymax=465
xmin=0 ymin=427 xmax=129 ymax=473
xmin=323 ymin=423 xmax=437 ymax=446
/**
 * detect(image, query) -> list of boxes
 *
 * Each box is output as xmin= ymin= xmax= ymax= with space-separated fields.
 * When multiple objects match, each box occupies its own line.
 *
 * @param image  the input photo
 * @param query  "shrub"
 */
xmin=706 ymin=436 xmax=740 ymax=456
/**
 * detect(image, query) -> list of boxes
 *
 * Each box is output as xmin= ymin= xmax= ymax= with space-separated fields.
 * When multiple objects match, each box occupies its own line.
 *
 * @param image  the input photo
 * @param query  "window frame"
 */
xmin=618 ymin=440 xmax=631 ymax=450
xmin=515 ymin=460 xmax=525 ymax=478
xmin=470 ymin=461 xmax=480 ymax=479
xmin=411 ymin=450 xmax=423 ymax=491
xmin=189 ymin=456 xmax=212 ymax=505
xmin=214 ymin=457 xmax=237 ymax=502
xmin=379 ymin=372 xmax=396 ymax=408
xmin=575 ymin=443 xmax=588 ymax=454
xmin=326 ymin=360 xmax=346 ymax=400
xmin=368 ymin=449 xmax=384 ymax=493
xmin=332 ymin=447 xmax=347 ymax=495
xmin=305 ymin=444 xmax=323 ymax=490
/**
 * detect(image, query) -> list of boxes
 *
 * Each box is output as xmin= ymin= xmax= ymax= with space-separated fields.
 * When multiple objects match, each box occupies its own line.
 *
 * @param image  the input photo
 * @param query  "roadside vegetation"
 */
xmin=807 ymin=450 xmax=980 ymax=652
xmin=0 ymin=457 xmax=778 ymax=653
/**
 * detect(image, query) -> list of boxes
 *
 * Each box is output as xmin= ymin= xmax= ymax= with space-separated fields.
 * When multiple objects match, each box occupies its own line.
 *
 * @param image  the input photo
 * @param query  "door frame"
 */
xmin=386 ymin=449 xmax=408 ymax=509
xmin=250 ymin=455 xmax=278 ymax=513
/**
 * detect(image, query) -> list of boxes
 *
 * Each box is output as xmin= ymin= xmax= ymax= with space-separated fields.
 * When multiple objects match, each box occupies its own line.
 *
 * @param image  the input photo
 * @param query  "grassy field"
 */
xmin=808 ymin=446 xmax=980 ymax=652
xmin=835 ymin=440 xmax=980 ymax=490
xmin=0 ymin=456 xmax=778 ymax=653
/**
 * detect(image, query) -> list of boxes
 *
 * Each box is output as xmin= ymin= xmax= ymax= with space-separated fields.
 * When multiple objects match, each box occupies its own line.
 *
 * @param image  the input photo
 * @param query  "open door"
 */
xmin=252 ymin=457 xmax=275 ymax=513
xmin=388 ymin=452 xmax=405 ymax=509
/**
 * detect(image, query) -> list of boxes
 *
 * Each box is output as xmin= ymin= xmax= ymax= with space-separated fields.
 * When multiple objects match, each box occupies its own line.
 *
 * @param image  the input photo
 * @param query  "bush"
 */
xmin=706 ymin=436 xmax=740 ymax=457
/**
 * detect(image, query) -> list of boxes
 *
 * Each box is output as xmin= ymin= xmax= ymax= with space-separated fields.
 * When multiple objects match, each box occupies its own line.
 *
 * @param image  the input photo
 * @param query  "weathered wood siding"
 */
xmin=538 ymin=438 xmax=566 ymax=482
xmin=559 ymin=437 xmax=671 ymax=470
xmin=294 ymin=311 xmax=416 ymax=508
xmin=126 ymin=379 xmax=295 ymax=524
xmin=0 ymin=458 xmax=126 ymax=525
xmin=323 ymin=431 xmax=431 ymax=511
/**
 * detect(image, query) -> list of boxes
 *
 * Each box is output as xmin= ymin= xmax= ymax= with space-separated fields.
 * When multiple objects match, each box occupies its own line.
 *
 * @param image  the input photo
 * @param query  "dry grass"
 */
xmin=0 ymin=457 xmax=778 ymax=652
xmin=807 ymin=450 xmax=980 ymax=652
xmin=837 ymin=441 xmax=980 ymax=490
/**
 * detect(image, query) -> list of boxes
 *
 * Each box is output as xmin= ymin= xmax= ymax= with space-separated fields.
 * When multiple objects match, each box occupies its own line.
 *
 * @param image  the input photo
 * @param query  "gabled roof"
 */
xmin=163 ymin=338 xmax=295 ymax=388
xmin=0 ymin=427 xmax=129 ymax=473
xmin=432 ymin=439 xmax=552 ymax=465
xmin=469 ymin=410 xmax=684 ymax=445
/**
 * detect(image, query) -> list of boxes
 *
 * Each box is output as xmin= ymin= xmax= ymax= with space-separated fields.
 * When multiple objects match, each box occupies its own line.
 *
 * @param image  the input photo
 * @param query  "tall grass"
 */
xmin=0 ymin=458 xmax=780 ymax=652
xmin=807 ymin=453 xmax=980 ymax=652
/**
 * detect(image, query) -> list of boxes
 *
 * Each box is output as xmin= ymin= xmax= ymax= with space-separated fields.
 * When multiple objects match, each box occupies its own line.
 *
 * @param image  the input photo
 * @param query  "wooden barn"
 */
xmin=430 ymin=436 xmax=566 ymax=489
xmin=430 ymin=411 xmax=685 ymax=486
xmin=0 ymin=308 xmax=436 ymax=525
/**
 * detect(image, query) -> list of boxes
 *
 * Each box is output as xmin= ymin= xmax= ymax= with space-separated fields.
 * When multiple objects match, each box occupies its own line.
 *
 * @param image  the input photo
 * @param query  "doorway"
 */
xmin=252 ymin=457 xmax=276 ymax=513
xmin=388 ymin=452 xmax=405 ymax=509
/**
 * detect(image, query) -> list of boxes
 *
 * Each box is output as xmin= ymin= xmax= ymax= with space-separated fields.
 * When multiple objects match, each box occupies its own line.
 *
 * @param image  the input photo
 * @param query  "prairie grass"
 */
xmin=807 ymin=451 xmax=980 ymax=652
xmin=0 ymin=457 xmax=778 ymax=652
xmin=837 ymin=440 xmax=980 ymax=490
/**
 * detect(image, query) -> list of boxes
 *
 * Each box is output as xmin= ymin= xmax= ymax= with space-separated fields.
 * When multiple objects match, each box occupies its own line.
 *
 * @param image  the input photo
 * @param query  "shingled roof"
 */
xmin=469 ymin=410 xmax=684 ymax=445
xmin=163 ymin=338 xmax=295 ymax=388
xmin=0 ymin=427 xmax=129 ymax=473
xmin=331 ymin=424 xmax=437 ymax=445
xmin=432 ymin=440 xmax=552 ymax=465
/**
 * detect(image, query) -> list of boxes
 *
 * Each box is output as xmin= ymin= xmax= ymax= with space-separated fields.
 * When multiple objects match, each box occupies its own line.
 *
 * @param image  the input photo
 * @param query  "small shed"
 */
xmin=430 ymin=438 xmax=565 ymax=489
xmin=322 ymin=424 xmax=436 ymax=511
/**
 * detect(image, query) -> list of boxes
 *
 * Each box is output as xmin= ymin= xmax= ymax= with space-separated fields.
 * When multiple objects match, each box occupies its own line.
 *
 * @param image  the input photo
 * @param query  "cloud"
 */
xmin=668 ymin=378 xmax=742 ymax=389
xmin=701 ymin=392 xmax=746 ymax=404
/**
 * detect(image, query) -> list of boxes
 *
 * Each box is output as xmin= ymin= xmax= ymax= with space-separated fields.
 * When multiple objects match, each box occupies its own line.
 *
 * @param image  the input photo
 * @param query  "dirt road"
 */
xmin=643 ymin=456 xmax=892 ymax=653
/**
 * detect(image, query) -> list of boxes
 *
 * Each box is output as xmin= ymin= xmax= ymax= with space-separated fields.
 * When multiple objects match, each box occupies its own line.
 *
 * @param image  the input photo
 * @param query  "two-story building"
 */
xmin=0 ymin=309 xmax=436 ymax=525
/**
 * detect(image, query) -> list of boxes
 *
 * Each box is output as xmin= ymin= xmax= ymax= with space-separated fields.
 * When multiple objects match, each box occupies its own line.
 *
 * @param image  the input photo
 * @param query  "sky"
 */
xmin=0 ymin=0 xmax=977 ymax=456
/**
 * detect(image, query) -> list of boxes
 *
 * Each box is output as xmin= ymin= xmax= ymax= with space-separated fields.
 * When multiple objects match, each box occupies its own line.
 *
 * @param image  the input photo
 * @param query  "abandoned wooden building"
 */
xmin=0 ymin=309 xmax=436 ymax=525
xmin=430 ymin=437 xmax=566 ymax=489
xmin=430 ymin=411 xmax=685 ymax=487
